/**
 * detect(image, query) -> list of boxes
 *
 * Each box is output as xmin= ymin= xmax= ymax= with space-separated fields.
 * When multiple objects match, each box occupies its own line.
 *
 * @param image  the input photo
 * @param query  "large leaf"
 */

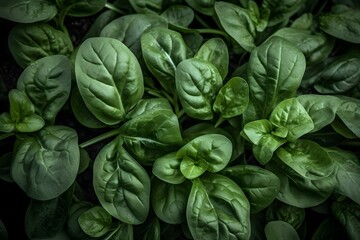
xmin=17 ymin=55 xmax=72 ymax=123
xmin=141 ymin=27 xmax=187 ymax=93
xmin=276 ymin=140 xmax=334 ymax=180
xmin=221 ymin=165 xmax=280 ymax=213
xmin=11 ymin=126 xmax=79 ymax=200
xmin=0 ymin=0 xmax=57 ymax=23
xmin=8 ymin=23 xmax=73 ymax=68
xmin=175 ymin=58 xmax=223 ymax=120
xmin=247 ymin=36 xmax=306 ymax=119
xmin=187 ymin=174 xmax=251 ymax=240
xmin=75 ymin=37 xmax=144 ymax=125
xmin=93 ymin=138 xmax=150 ymax=224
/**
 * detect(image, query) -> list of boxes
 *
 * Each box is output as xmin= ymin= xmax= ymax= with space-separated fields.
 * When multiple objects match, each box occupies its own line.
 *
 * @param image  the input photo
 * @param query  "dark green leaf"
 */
xmin=336 ymin=101 xmax=360 ymax=138
xmin=78 ymin=206 xmax=112 ymax=237
xmin=129 ymin=0 xmax=163 ymax=13
xmin=64 ymin=0 xmax=106 ymax=17
xmin=185 ymin=0 xmax=215 ymax=16
xmin=161 ymin=5 xmax=194 ymax=27
xmin=264 ymin=221 xmax=300 ymax=240
xmin=261 ymin=0 xmax=305 ymax=27
xmin=152 ymin=152 xmax=186 ymax=184
xmin=332 ymin=200 xmax=360 ymax=240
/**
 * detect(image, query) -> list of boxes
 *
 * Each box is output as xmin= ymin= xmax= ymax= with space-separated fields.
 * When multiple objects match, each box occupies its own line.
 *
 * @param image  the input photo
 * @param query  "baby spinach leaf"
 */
xmin=336 ymin=101 xmax=360 ymax=138
xmin=215 ymin=1 xmax=256 ymax=52
xmin=327 ymin=148 xmax=360 ymax=205
xmin=264 ymin=221 xmax=300 ymax=240
xmin=0 ymin=0 xmax=57 ymax=23
xmin=221 ymin=165 xmax=280 ymax=213
xmin=313 ymin=57 xmax=360 ymax=94
xmin=75 ymin=37 xmax=144 ymax=125
xmin=194 ymin=38 xmax=229 ymax=80
xmin=261 ymin=0 xmax=305 ymax=27
xmin=267 ymin=161 xmax=336 ymax=208
xmin=17 ymin=55 xmax=72 ymax=123
xmin=120 ymin=98 xmax=183 ymax=166
xmin=25 ymin=184 xmax=74 ymax=239
xmin=11 ymin=126 xmax=80 ymax=200
xmin=151 ymin=178 xmax=190 ymax=224
xmin=269 ymin=98 xmax=314 ymax=142
xmin=297 ymin=94 xmax=342 ymax=132
xmin=152 ymin=152 xmax=186 ymax=184
xmin=247 ymin=36 xmax=306 ymax=119
xmin=320 ymin=5 xmax=360 ymax=43
xmin=311 ymin=218 xmax=347 ymax=240
xmin=185 ymin=0 xmax=215 ymax=16
xmin=93 ymin=138 xmax=150 ymax=224
xmin=78 ymin=206 xmax=112 ymax=238
xmin=100 ymin=13 xmax=167 ymax=59
xmin=66 ymin=201 xmax=94 ymax=240
xmin=82 ymin=10 xmax=119 ymax=40
xmin=187 ymin=174 xmax=251 ymax=240
xmin=276 ymin=140 xmax=334 ymax=180
xmin=0 ymin=113 xmax=15 ymax=133
xmin=176 ymin=58 xmax=222 ymax=120
xmin=266 ymin=200 xmax=305 ymax=230
xmin=177 ymin=134 xmax=232 ymax=179
xmin=58 ymin=0 xmax=106 ymax=17
xmin=161 ymin=5 xmax=194 ymax=27
xmin=271 ymin=28 xmax=335 ymax=66
xmin=331 ymin=199 xmax=360 ymax=240
xmin=8 ymin=23 xmax=73 ymax=68
xmin=141 ymin=27 xmax=187 ymax=94
xmin=140 ymin=217 xmax=160 ymax=240
xmin=103 ymin=223 xmax=133 ymax=240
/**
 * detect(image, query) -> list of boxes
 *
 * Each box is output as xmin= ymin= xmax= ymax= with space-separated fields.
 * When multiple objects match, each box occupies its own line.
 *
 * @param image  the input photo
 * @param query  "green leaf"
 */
xmin=331 ymin=200 xmax=360 ymax=240
xmin=129 ymin=0 xmax=163 ymax=13
xmin=151 ymin=178 xmax=190 ymax=224
xmin=242 ymin=119 xmax=273 ymax=145
xmin=0 ymin=0 xmax=57 ymax=23
xmin=152 ymin=152 xmax=186 ymax=184
xmin=187 ymin=174 xmax=251 ymax=240
xmin=311 ymin=218 xmax=346 ymax=240
xmin=141 ymin=217 xmax=161 ymax=240
xmin=103 ymin=223 xmax=133 ymax=240
xmin=297 ymin=94 xmax=342 ymax=132
xmin=175 ymin=58 xmax=223 ymax=120
xmin=336 ymin=101 xmax=360 ymax=137
xmin=177 ymin=134 xmax=233 ymax=176
xmin=0 ymin=113 xmax=15 ymax=132
xmin=252 ymin=134 xmax=287 ymax=165
xmin=213 ymin=77 xmax=249 ymax=119
xmin=185 ymin=0 xmax=215 ymax=16
xmin=9 ymin=89 xmax=35 ymax=122
xmin=78 ymin=206 xmax=112 ymax=238
xmin=261 ymin=0 xmax=305 ymax=27
xmin=17 ymin=55 xmax=72 ymax=123
xmin=276 ymin=140 xmax=334 ymax=180
xmin=247 ymin=36 xmax=306 ymax=119
xmin=8 ymin=23 xmax=73 ymax=68
xmin=320 ymin=5 xmax=360 ymax=43
xmin=66 ymin=201 xmax=94 ymax=240
xmin=269 ymin=98 xmax=314 ymax=142
xmin=327 ymin=148 xmax=360 ymax=205
xmin=141 ymin=27 xmax=187 ymax=93
xmin=93 ymin=138 xmax=150 ymax=224
xmin=264 ymin=221 xmax=300 ymax=240
xmin=75 ymin=37 xmax=144 ymax=125
xmin=25 ymin=184 xmax=74 ymax=239
xmin=215 ymin=1 xmax=256 ymax=52
xmin=221 ymin=165 xmax=280 ymax=213
xmin=62 ymin=0 xmax=106 ymax=17
xmin=161 ymin=5 xmax=194 ymax=27
xmin=194 ymin=38 xmax=229 ymax=80
xmin=11 ymin=126 xmax=80 ymax=200
xmin=266 ymin=200 xmax=305 ymax=230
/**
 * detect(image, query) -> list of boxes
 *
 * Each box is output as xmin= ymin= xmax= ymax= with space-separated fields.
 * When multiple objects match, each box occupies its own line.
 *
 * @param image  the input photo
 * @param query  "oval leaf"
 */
xmin=78 ymin=206 xmax=112 ymax=238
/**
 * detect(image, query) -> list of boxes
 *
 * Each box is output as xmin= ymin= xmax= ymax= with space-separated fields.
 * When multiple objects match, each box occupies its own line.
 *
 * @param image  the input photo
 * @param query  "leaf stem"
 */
xmin=215 ymin=116 xmax=226 ymax=128
xmin=79 ymin=128 xmax=121 ymax=148
xmin=105 ymin=2 xmax=126 ymax=15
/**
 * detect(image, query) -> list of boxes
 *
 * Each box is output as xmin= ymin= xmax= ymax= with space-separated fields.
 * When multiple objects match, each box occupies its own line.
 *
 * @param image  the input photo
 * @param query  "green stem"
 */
xmin=105 ymin=2 xmax=126 ymax=15
xmin=214 ymin=116 xmax=226 ymax=128
xmin=79 ymin=128 xmax=121 ymax=148
xmin=144 ymin=87 xmax=164 ymax=98
xmin=176 ymin=109 xmax=185 ymax=119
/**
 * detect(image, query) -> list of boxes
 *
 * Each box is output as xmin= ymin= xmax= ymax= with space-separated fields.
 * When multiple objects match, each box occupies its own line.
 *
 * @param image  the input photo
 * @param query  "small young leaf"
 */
xmin=78 ymin=206 xmax=112 ymax=238
xmin=152 ymin=152 xmax=186 ymax=184
xmin=264 ymin=221 xmax=300 ymax=240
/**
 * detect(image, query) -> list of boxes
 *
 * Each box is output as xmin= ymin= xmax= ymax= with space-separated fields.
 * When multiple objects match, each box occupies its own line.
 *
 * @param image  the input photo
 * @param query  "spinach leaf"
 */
xmin=0 ymin=0 xmax=57 ymax=23
xmin=187 ymin=174 xmax=251 ymax=240
xmin=185 ymin=0 xmax=215 ymax=16
xmin=276 ymin=140 xmax=334 ymax=180
xmin=103 ymin=223 xmax=133 ymax=240
xmin=78 ymin=206 xmax=112 ymax=238
xmin=320 ymin=5 xmax=360 ymax=43
xmin=25 ymin=184 xmax=74 ymax=239
xmin=152 ymin=152 xmax=186 ymax=184
xmin=75 ymin=37 xmax=144 ymax=125
xmin=221 ymin=165 xmax=280 ymax=213
xmin=335 ymin=101 xmax=360 ymax=138
xmin=8 ymin=23 xmax=73 ymax=68
xmin=151 ymin=178 xmax=190 ymax=224
xmin=213 ymin=77 xmax=249 ymax=119
xmin=266 ymin=200 xmax=305 ymax=230
xmin=66 ymin=201 xmax=94 ymax=240
xmin=57 ymin=0 xmax=106 ymax=17
xmin=247 ymin=36 xmax=306 ymax=119
xmin=11 ymin=126 xmax=80 ymax=200
xmin=331 ymin=199 xmax=360 ymax=240
xmin=264 ymin=221 xmax=300 ymax=240
xmin=141 ymin=27 xmax=187 ymax=94
xmin=261 ymin=0 xmax=305 ymax=27
xmin=129 ymin=0 xmax=163 ymax=13
xmin=93 ymin=137 xmax=150 ymax=224
xmin=215 ymin=1 xmax=256 ymax=52
xmin=177 ymin=134 xmax=232 ymax=179
xmin=176 ymin=58 xmax=223 ymax=120
xmin=194 ymin=38 xmax=229 ymax=80
xmin=161 ymin=5 xmax=194 ymax=27
xmin=17 ymin=55 xmax=72 ymax=123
